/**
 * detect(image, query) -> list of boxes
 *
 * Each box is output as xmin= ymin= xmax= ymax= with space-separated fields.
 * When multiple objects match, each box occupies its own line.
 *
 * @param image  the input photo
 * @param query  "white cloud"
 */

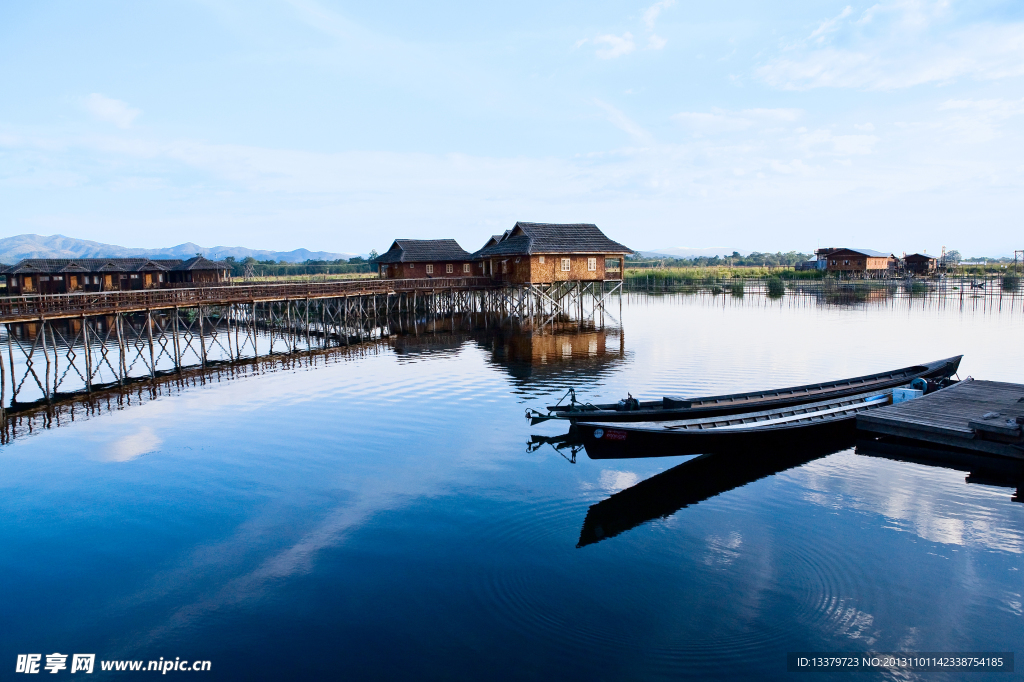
xmin=104 ymin=426 xmax=161 ymax=462
xmin=3 ymin=85 xmax=1023 ymax=255
xmin=83 ymin=93 xmax=141 ymax=129
xmin=594 ymin=99 xmax=652 ymax=143
xmin=804 ymin=130 xmax=879 ymax=155
xmin=809 ymin=5 xmax=853 ymax=43
xmin=758 ymin=2 xmax=1024 ymax=90
xmin=643 ymin=0 xmax=676 ymax=32
xmin=594 ymin=32 xmax=635 ymax=59
xmin=599 ymin=469 xmax=639 ymax=492
xmin=648 ymin=34 xmax=667 ymax=50
xmin=673 ymin=107 xmax=802 ymax=133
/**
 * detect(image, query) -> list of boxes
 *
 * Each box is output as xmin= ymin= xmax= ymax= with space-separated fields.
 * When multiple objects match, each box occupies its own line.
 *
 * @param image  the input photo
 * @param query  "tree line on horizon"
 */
xmin=222 ymin=251 xmax=379 ymax=276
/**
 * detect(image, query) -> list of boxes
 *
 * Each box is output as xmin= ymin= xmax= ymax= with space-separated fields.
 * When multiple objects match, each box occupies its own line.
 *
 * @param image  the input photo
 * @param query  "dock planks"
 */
xmin=857 ymin=379 xmax=1024 ymax=459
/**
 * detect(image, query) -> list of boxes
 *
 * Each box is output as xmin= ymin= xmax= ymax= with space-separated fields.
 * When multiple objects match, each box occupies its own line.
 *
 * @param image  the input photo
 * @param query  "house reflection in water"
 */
xmin=474 ymin=322 xmax=625 ymax=382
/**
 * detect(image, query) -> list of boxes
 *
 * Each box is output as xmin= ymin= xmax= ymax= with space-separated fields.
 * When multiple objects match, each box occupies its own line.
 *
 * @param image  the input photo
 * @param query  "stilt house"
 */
xmin=822 ymin=248 xmax=897 ymax=277
xmin=375 ymin=239 xmax=475 ymax=279
xmin=2 ymin=256 xmax=230 ymax=294
xmin=473 ymin=222 xmax=632 ymax=284
xmin=903 ymin=253 xmax=938 ymax=275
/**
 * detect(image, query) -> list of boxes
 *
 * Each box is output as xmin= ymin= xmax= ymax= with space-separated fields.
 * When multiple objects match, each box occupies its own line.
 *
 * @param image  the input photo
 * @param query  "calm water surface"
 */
xmin=2 ymin=293 xmax=1023 ymax=680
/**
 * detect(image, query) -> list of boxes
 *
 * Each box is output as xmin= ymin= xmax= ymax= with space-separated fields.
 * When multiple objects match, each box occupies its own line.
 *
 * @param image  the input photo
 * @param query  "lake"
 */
xmin=2 ymin=291 xmax=1022 ymax=680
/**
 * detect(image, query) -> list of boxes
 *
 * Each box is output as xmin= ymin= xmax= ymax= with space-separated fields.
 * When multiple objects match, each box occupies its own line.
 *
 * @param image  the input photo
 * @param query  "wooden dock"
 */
xmin=857 ymin=378 xmax=1024 ymax=459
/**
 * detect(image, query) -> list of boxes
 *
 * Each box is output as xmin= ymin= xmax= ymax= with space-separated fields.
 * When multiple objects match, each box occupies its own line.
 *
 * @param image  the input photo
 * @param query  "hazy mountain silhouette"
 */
xmin=0 ymin=234 xmax=357 ymax=264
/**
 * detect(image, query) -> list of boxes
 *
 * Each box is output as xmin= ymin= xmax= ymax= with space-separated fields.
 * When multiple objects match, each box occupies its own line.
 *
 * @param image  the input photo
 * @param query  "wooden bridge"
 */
xmin=0 ymin=277 xmax=495 ymax=323
xmin=0 ymin=277 xmax=622 ymax=420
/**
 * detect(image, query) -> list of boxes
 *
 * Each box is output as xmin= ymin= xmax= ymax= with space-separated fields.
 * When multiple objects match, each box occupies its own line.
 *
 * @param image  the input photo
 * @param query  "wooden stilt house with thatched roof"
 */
xmin=472 ymin=222 xmax=632 ymax=284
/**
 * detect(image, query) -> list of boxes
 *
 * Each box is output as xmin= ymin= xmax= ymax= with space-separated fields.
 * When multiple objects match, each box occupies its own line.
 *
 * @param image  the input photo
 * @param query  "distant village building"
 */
xmin=2 ymin=257 xmax=229 ymax=294
xmin=821 ymin=248 xmax=897 ymax=277
xmin=903 ymin=253 xmax=938 ymax=275
xmin=472 ymin=222 xmax=632 ymax=284
xmin=795 ymin=259 xmax=824 ymax=272
xmin=375 ymin=239 xmax=475 ymax=279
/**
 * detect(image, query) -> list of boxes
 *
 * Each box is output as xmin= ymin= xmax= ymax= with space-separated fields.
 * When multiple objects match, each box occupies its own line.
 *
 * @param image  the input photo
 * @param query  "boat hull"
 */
xmin=540 ymin=355 xmax=961 ymax=423
xmin=577 ymin=389 xmax=899 ymax=459
xmin=579 ymin=415 xmax=859 ymax=459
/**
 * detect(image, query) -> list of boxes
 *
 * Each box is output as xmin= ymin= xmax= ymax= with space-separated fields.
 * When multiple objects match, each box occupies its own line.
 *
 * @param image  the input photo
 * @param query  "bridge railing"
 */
xmin=0 ymin=277 xmax=495 ymax=322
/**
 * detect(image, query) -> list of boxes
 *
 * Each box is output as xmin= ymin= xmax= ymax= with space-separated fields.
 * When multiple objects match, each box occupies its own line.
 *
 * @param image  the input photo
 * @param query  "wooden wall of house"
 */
xmin=826 ymin=253 xmax=896 ymax=273
xmin=482 ymin=254 xmax=617 ymax=283
xmin=382 ymin=262 xmax=474 ymax=279
xmin=528 ymin=254 xmax=607 ymax=283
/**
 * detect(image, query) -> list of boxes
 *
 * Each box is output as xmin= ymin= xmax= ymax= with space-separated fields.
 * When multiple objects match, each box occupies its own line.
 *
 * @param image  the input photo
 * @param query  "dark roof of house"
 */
xmin=904 ymin=253 xmax=937 ymax=260
xmin=474 ymin=222 xmax=632 ymax=258
xmin=829 ymin=248 xmax=895 ymax=259
xmin=2 ymin=257 xmax=229 ymax=274
xmin=375 ymin=239 xmax=473 ymax=263
xmin=172 ymin=256 xmax=228 ymax=271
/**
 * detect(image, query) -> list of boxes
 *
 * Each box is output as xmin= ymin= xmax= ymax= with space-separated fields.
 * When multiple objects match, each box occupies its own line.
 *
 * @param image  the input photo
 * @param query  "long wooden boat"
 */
xmin=577 ymin=388 xmax=900 ymax=459
xmin=529 ymin=355 xmax=962 ymax=424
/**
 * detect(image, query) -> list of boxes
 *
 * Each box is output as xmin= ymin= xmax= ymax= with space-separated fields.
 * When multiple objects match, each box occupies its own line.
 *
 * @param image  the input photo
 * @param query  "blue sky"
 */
xmin=1 ymin=0 xmax=1023 ymax=255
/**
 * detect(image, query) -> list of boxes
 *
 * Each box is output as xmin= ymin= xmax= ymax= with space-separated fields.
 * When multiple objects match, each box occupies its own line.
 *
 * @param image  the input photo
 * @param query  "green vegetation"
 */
xmin=1003 ymin=274 xmax=1021 ymax=291
xmin=224 ymin=255 xmax=373 ymax=278
xmin=729 ymin=281 xmax=744 ymax=296
xmin=627 ymin=250 xmax=812 ymax=268
xmin=766 ymin=277 xmax=785 ymax=297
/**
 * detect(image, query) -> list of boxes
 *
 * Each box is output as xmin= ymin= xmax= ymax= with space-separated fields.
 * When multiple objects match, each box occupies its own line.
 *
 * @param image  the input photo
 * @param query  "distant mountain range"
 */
xmin=0 ymin=234 xmax=358 ymax=264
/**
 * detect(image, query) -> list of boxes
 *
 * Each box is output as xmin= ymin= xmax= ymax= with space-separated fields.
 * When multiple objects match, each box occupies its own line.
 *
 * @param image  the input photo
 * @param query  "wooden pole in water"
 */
xmin=40 ymin=317 xmax=51 ymax=403
xmin=0 ymin=325 xmax=5 ymax=424
xmin=6 ymin=324 xmax=17 ymax=403
xmin=49 ymin=322 xmax=60 ymax=398
xmin=286 ymin=300 xmax=293 ymax=352
xmin=82 ymin=315 xmax=92 ymax=393
xmin=198 ymin=306 xmax=208 ymax=367
xmin=146 ymin=309 xmax=156 ymax=379
xmin=172 ymin=307 xmax=182 ymax=372
xmin=115 ymin=313 xmax=126 ymax=385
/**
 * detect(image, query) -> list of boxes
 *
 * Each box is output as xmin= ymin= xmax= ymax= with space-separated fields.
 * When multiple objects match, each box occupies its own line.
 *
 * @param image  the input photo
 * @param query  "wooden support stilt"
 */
xmin=198 ymin=306 xmax=208 ymax=367
xmin=40 ymin=318 xmax=52 ymax=403
xmin=6 ymin=324 xmax=16 ymax=403
xmin=0 ymin=325 xmax=5 ymax=423
xmin=82 ymin=315 xmax=92 ymax=392
xmin=172 ymin=307 xmax=182 ymax=372
xmin=146 ymin=309 xmax=156 ymax=379
xmin=115 ymin=314 xmax=126 ymax=385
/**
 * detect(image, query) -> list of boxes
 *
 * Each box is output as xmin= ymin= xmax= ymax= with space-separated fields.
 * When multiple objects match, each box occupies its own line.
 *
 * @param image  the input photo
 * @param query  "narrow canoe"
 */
xmin=577 ymin=388 xmax=900 ymax=459
xmin=531 ymin=355 xmax=962 ymax=424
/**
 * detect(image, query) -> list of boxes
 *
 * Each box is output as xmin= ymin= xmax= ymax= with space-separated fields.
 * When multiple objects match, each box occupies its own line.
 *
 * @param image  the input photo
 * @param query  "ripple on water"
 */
xmin=461 ymin=456 xmax=887 ymax=673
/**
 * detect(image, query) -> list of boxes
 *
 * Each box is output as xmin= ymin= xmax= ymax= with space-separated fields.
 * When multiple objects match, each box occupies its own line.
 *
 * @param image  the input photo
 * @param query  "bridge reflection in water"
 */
xmin=0 ymin=306 xmax=623 ymax=445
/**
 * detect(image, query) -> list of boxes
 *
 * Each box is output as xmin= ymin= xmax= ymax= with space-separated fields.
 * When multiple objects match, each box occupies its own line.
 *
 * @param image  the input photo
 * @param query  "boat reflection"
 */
xmin=528 ymin=433 xmax=584 ymax=463
xmin=577 ymin=437 xmax=857 ymax=547
xmin=577 ymin=435 xmax=1024 ymax=548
